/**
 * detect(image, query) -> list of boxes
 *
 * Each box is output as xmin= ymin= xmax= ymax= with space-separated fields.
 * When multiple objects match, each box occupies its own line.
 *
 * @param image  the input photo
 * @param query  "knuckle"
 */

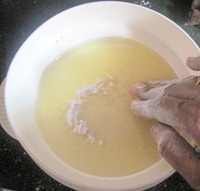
xmin=180 ymin=102 xmax=200 ymax=134
xmin=162 ymin=79 xmax=182 ymax=96
xmin=162 ymin=84 xmax=174 ymax=96
xmin=176 ymin=101 xmax=200 ymax=132
xmin=157 ymin=130 xmax=177 ymax=158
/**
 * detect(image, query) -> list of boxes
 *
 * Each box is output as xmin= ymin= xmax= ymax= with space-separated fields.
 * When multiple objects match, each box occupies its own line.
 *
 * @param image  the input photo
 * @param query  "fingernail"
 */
xmin=131 ymin=100 xmax=141 ymax=117
xmin=150 ymin=124 xmax=161 ymax=143
xmin=187 ymin=57 xmax=195 ymax=63
xmin=132 ymin=83 xmax=146 ymax=95
xmin=132 ymin=83 xmax=146 ymax=89
xmin=148 ymin=80 xmax=160 ymax=85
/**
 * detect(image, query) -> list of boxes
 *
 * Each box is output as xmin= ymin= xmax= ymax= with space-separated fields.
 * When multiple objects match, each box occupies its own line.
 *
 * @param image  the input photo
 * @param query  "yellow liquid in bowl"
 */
xmin=36 ymin=37 xmax=176 ymax=177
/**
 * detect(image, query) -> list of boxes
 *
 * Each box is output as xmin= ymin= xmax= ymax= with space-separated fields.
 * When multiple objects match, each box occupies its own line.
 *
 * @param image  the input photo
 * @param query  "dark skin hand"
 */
xmin=131 ymin=56 xmax=200 ymax=191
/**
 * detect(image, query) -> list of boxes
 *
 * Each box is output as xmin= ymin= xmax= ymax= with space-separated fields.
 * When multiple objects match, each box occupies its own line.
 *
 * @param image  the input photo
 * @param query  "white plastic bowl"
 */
xmin=3 ymin=1 xmax=200 ymax=191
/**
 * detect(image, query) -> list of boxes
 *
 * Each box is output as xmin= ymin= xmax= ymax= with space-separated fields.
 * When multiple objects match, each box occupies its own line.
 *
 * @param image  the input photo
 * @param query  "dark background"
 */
xmin=0 ymin=0 xmax=199 ymax=190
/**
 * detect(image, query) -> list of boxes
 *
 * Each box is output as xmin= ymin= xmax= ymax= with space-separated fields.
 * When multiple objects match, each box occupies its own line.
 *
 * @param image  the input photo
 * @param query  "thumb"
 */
xmin=151 ymin=123 xmax=200 ymax=190
xmin=186 ymin=56 xmax=200 ymax=71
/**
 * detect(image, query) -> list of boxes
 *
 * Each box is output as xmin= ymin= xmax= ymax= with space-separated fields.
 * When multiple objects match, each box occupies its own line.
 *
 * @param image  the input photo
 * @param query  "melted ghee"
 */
xmin=36 ymin=37 xmax=176 ymax=177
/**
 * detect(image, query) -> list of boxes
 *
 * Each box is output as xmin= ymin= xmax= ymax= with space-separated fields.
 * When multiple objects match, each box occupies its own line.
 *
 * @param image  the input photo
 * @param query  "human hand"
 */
xmin=131 ymin=56 xmax=200 ymax=190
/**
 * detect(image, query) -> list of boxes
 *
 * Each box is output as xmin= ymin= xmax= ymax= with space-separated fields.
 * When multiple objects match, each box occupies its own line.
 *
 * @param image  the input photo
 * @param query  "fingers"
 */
xmin=151 ymin=123 xmax=200 ymax=190
xmin=187 ymin=56 xmax=200 ymax=71
xmin=132 ymin=82 xmax=167 ymax=100
xmin=131 ymin=99 xmax=154 ymax=118
xmin=131 ymin=94 xmax=200 ymax=145
xmin=131 ymin=92 xmax=181 ymax=125
xmin=131 ymin=79 xmax=180 ymax=100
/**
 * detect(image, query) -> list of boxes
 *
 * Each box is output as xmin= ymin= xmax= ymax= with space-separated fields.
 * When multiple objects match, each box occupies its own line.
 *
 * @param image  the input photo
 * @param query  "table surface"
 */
xmin=0 ymin=0 xmax=199 ymax=191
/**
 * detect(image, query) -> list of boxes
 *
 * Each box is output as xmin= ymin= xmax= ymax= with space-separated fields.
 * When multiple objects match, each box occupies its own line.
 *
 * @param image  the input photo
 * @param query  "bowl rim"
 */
xmin=5 ymin=1 xmax=200 ymax=191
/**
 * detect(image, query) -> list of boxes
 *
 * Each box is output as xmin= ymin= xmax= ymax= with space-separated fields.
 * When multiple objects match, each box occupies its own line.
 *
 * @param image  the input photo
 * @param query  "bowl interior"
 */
xmin=5 ymin=2 xmax=199 ymax=191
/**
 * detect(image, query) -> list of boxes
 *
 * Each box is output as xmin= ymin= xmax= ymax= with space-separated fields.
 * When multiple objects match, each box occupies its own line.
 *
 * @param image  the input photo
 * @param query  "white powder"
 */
xmin=87 ymin=133 xmax=96 ymax=144
xmin=66 ymin=75 xmax=116 ymax=145
xmin=66 ymin=99 xmax=83 ymax=128
xmin=74 ymin=120 xmax=88 ymax=135
xmin=76 ymin=85 xmax=99 ymax=98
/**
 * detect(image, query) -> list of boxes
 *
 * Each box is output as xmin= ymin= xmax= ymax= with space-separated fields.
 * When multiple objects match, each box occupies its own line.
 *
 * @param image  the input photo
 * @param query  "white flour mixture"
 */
xmin=67 ymin=75 xmax=117 ymax=144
